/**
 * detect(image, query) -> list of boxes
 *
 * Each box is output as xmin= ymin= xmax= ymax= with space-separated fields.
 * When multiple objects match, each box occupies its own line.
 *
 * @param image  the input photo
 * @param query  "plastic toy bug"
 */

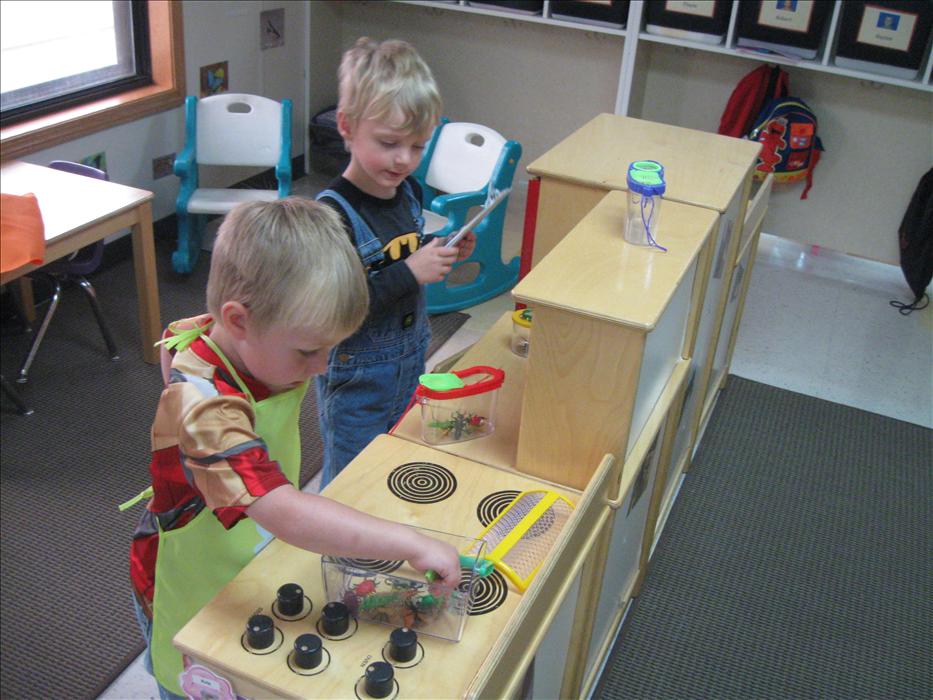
xmin=429 ymin=411 xmax=486 ymax=440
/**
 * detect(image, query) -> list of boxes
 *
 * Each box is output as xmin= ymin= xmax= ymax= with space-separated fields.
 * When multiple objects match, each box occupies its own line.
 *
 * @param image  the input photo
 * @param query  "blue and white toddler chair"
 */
xmin=412 ymin=120 xmax=522 ymax=314
xmin=172 ymin=93 xmax=292 ymax=273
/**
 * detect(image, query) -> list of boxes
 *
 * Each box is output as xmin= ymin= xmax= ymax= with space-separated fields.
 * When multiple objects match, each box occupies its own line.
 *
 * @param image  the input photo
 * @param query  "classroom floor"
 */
xmin=100 ymin=180 xmax=931 ymax=698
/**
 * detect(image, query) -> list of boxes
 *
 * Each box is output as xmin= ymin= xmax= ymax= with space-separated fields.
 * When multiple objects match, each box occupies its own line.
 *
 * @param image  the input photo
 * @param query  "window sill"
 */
xmin=0 ymin=0 xmax=184 ymax=161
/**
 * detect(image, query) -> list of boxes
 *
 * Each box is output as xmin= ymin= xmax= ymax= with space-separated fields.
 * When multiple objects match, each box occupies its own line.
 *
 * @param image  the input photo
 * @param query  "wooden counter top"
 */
xmin=513 ymin=190 xmax=717 ymax=330
xmin=526 ymin=113 xmax=761 ymax=213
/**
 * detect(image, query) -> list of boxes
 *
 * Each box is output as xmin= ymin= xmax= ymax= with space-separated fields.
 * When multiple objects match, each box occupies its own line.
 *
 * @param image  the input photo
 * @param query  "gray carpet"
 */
xmin=0 ymin=236 xmax=468 ymax=700
xmin=594 ymin=376 xmax=933 ymax=700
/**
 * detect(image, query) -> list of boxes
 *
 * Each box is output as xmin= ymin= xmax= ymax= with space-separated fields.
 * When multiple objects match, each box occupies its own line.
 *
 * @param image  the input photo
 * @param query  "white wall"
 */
xmin=16 ymin=0 xmax=309 ymax=224
xmin=630 ymin=43 xmax=933 ymax=265
xmin=321 ymin=1 xmax=622 ymax=187
xmin=320 ymin=1 xmax=933 ymax=265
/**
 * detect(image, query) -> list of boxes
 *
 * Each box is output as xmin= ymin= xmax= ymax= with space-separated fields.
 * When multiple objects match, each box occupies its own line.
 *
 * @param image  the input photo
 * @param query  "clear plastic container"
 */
xmin=416 ymin=366 xmax=505 ymax=445
xmin=510 ymin=308 xmax=533 ymax=357
xmin=321 ymin=526 xmax=487 ymax=642
xmin=624 ymin=160 xmax=666 ymax=249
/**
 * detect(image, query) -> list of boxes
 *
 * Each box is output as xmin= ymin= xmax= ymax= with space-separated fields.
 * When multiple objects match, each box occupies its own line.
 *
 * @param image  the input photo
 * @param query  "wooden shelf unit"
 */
xmin=398 ymin=0 xmax=933 ymax=109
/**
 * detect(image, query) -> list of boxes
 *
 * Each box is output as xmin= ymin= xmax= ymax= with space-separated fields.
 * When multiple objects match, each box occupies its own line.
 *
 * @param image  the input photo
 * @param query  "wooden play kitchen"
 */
xmin=175 ymin=116 xmax=769 ymax=698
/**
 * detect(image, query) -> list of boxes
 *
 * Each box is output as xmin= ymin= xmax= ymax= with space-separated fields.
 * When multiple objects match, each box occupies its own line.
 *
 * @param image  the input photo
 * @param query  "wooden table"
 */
xmin=1 ymin=160 xmax=161 ymax=363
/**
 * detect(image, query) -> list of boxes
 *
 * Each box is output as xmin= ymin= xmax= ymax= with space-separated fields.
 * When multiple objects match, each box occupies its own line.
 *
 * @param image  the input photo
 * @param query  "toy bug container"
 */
xmin=416 ymin=366 xmax=505 ymax=445
xmin=321 ymin=527 xmax=486 ymax=642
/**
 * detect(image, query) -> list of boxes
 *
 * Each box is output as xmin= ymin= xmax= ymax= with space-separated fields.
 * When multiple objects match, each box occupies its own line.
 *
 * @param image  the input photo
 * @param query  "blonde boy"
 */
xmin=129 ymin=198 xmax=459 ymax=698
xmin=316 ymin=38 xmax=476 ymax=486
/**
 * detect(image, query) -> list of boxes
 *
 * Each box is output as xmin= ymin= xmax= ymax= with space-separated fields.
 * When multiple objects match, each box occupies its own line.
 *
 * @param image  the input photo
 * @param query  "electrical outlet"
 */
xmin=152 ymin=154 xmax=175 ymax=180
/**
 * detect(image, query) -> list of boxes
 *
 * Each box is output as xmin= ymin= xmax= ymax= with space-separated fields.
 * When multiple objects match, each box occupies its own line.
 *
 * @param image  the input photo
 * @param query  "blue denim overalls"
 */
xmin=315 ymin=180 xmax=431 ymax=487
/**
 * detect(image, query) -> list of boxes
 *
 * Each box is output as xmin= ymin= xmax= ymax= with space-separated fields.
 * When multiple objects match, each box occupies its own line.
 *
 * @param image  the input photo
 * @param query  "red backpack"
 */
xmin=718 ymin=64 xmax=788 ymax=139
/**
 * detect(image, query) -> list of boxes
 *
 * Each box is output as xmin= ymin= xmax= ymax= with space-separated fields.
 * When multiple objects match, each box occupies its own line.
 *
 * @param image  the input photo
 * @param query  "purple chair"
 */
xmin=16 ymin=160 xmax=119 ymax=383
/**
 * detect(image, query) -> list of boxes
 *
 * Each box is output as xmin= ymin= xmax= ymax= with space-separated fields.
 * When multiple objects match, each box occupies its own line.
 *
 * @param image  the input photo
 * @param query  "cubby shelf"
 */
xmin=397 ymin=0 xmax=933 ymax=112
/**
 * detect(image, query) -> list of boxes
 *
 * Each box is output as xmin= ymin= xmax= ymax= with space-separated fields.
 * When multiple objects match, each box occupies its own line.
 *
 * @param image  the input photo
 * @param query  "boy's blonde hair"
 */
xmin=207 ymin=197 xmax=368 ymax=341
xmin=338 ymin=37 xmax=442 ymax=137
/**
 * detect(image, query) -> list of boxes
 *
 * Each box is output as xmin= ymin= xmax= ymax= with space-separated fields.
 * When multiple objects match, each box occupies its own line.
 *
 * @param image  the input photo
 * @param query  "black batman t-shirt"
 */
xmin=319 ymin=176 xmax=433 ymax=319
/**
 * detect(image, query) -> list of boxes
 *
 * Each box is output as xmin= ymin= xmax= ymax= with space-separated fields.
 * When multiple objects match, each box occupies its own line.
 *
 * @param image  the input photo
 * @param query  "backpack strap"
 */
xmin=800 ymin=136 xmax=824 ymax=200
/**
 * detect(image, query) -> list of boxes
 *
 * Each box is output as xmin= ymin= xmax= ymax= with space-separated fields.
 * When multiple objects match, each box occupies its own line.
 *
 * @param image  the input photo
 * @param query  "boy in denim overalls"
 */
xmin=316 ymin=37 xmax=476 ymax=487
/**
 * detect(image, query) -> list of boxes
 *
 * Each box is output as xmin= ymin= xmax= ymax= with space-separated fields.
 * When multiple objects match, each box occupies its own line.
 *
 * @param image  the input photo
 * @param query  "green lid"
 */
xmin=418 ymin=373 xmax=465 ymax=391
xmin=630 ymin=170 xmax=663 ymax=186
xmin=631 ymin=160 xmax=662 ymax=172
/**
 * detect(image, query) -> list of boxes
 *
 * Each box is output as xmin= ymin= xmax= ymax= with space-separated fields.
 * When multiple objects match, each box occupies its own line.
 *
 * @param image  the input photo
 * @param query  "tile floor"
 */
xmin=100 ymin=180 xmax=932 ymax=698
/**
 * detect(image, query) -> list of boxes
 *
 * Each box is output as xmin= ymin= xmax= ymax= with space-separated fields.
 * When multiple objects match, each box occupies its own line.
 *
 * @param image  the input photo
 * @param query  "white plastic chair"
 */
xmin=412 ymin=120 xmax=522 ymax=313
xmin=172 ymin=93 xmax=292 ymax=272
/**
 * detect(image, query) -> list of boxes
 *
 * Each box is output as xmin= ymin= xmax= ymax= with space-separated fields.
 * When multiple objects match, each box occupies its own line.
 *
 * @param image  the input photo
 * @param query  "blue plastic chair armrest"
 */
xmin=276 ymin=99 xmax=293 ymax=197
xmin=173 ymin=148 xmax=195 ymax=178
xmin=431 ymin=189 xmax=486 ymax=216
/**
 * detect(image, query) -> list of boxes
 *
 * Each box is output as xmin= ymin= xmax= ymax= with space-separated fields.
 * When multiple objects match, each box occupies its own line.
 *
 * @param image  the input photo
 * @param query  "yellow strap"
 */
xmin=119 ymin=486 xmax=154 ymax=512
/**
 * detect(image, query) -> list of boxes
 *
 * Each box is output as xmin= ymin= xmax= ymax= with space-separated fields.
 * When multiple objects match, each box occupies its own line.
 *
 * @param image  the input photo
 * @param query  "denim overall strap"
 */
xmin=316 ymin=188 xmax=384 ymax=269
xmin=317 ymin=181 xmax=424 ymax=268
xmin=401 ymin=179 xmax=425 ymax=238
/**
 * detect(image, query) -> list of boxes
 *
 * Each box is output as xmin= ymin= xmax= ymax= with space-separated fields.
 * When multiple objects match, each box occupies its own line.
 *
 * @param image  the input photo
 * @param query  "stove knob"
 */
xmin=321 ymin=601 xmax=350 ymax=636
xmin=293 ymin=633 xmax=323 ymax=670
xmin=389 ymin=626 xmax=418 ymax=662
xmin=277 ymin=582 xmax=304 ymax=616
xmin=245 ymin=613 xmax=275 ymax=649
xmin=364 ymin=660 xmax=395 ymax=698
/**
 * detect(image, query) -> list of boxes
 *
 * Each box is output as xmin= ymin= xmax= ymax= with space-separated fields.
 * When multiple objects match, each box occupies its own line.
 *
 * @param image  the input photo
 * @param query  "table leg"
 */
xmin=16 ymin=277 xmax=36 ymax=325
xmin=131 ymin=201 xmax=161 ymax=364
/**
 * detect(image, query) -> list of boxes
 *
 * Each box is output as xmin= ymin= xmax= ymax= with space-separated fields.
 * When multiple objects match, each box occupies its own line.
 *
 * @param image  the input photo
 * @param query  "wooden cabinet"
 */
xmin=522 ymin=114 xmax=763 ymax=506
xmin=512 ymin=189 xmax=718 ymax=489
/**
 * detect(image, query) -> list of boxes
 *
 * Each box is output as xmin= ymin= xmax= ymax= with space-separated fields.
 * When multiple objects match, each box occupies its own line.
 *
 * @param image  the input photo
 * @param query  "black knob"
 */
xmin=389 ymin=626 xmax=418 ymax=662
xmin=293 ymin=633 xmax=323 ymax=670
xmin=364 ymin=661 xmax=395 ymax=698
xmin=245 ymin=614 xmax=275 ymax=649
xmin=321 ymin=601 xmax=349 ymax=636
xmin=277 ymin=582 xmax=304 ymax=616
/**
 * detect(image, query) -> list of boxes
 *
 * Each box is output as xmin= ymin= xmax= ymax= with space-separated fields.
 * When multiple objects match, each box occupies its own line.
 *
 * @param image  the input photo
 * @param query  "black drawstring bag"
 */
xmin=891 ymin=167 xmax=932 ymax=315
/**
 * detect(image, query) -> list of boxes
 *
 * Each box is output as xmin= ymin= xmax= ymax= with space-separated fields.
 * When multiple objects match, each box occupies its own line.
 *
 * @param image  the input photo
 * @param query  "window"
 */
xmin=1 ymin=1 xmax=152 ymax=126
xmin=0 ymin=0 xmax=184 ymax=160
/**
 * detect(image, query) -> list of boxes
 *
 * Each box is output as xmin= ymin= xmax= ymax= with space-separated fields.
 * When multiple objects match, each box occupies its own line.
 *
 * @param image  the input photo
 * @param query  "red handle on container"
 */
xmin=415 ymin=366 xmax=505 ymax=400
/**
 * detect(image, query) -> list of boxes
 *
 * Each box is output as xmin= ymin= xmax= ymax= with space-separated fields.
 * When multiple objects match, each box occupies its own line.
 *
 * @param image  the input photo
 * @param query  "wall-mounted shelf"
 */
xmin=398 ymin=0 xmax=933 ymax=115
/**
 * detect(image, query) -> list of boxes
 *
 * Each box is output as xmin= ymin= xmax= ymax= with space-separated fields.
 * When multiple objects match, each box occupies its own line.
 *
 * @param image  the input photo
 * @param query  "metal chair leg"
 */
xmin=2 ymin=374 xmax=33 ymax=415
xmin=75 ymin=276 xmax=119 ymax=360
xmin=18 ymin=274 xmax=61 ymax=383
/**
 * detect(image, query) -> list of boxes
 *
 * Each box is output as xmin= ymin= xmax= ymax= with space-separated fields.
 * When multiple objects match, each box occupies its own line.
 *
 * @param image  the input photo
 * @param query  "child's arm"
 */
xmin=247 ymin=485 xmax=462 ymax=587
xmin=405 ymin=237 xmax=460 ymax=284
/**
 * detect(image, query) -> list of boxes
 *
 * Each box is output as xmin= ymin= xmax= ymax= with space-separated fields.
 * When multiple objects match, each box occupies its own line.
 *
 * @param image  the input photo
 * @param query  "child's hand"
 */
xmin=454 ymin=231 xmax=476 ymax=262
xmin=409 ymin=535 xmax=461 ymax=589
xmin=405 ymin=238 xmax=459 ymax=284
